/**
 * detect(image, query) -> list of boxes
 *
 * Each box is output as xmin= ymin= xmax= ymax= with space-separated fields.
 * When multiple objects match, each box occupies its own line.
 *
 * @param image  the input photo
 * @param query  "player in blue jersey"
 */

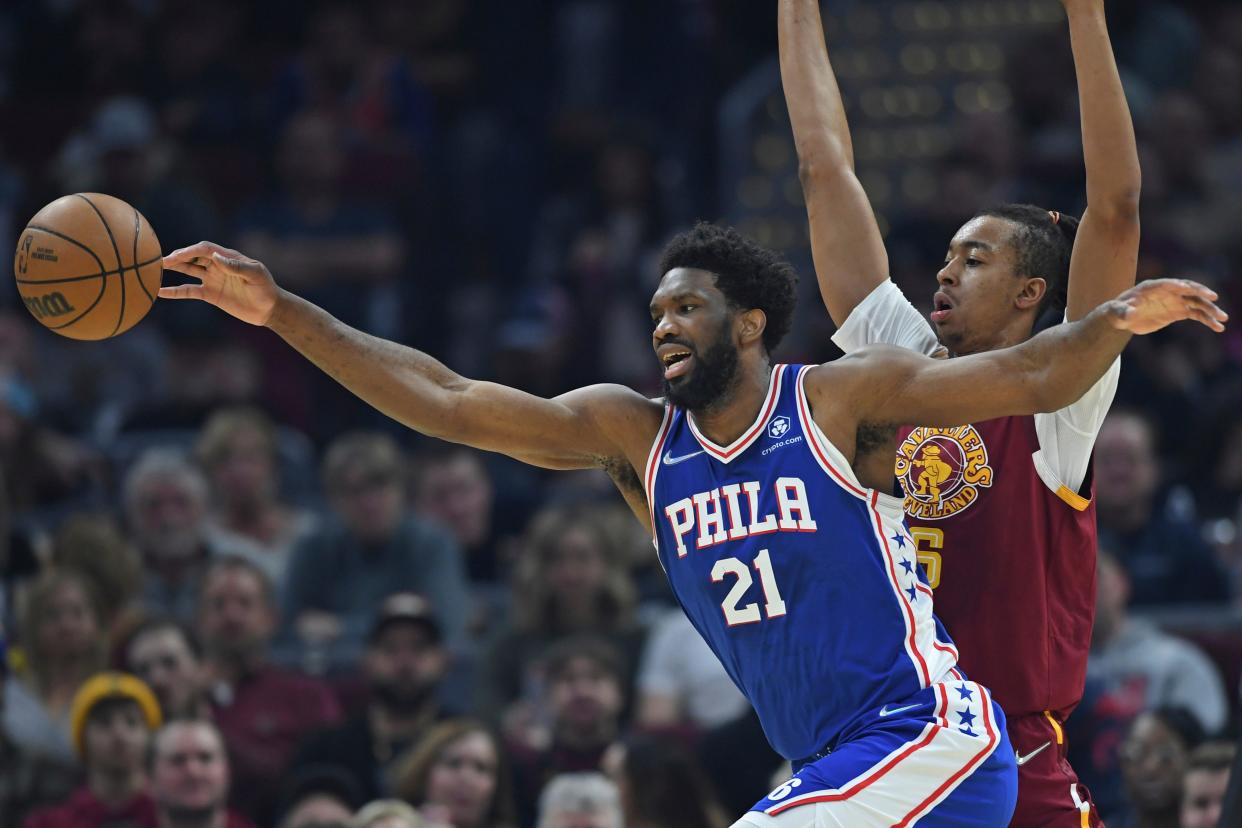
xmin=161 ymin=228 xmax=1224 ymax=827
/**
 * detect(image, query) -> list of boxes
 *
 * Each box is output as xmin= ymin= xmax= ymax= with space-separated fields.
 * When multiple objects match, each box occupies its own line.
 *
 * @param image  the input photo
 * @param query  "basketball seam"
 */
xmin=45 ymin=273 xmax=110 ymax=332
xmin=131 ymin=209 xmax=156 ymax=304
xmin=75 ymin=194 xmax=127 ymax=337
xmin=21 ymin=224 xmax=107 ymax=276
xmin=14 ymin=253 xmax=162 ymax=285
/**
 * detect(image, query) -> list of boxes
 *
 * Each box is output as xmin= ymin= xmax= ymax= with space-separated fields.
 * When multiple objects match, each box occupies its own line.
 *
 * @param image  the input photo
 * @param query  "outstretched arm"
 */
xmin=778 ymin=0 xmax=890 ymax=327
xmin=817 ymin=279 xmax=1225 ymax=430
xmin=160 ymin=243 xmax=656 ymax=471
xmin=1062 ymin=0 xmax=1141 ymax=320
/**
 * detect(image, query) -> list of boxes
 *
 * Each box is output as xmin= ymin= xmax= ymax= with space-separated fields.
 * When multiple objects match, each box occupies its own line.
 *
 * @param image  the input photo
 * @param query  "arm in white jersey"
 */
xmin=833 ymin=280 xmax=1119 ymax=496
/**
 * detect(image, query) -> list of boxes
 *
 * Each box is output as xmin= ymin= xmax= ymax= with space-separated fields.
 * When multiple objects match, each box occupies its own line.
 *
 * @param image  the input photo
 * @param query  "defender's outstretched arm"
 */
xmin=1062 ymin=0 xmax=1141 ymax=320
xmin=820 ymin=279 xmax=1226 ymax=429
xmin=160 ymin=242 xmax=653 ymax=471
xmin=778 ymin=0 xmax=890 ymax=326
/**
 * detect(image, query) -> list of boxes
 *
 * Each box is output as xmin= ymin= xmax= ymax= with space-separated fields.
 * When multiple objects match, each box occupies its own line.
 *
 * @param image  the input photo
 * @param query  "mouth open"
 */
xmin=930 ymin=292 xmax=954 ymax=324
xmin=659 ymin=347 xmax=694 ymax=380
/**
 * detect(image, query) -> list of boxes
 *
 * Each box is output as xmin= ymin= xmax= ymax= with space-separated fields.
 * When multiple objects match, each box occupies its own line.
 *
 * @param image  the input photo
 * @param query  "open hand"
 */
xmin=160 ymin=241 xmax=281 ymax=326
xmin=1106 ymin=278 xmax=1227 ymax=335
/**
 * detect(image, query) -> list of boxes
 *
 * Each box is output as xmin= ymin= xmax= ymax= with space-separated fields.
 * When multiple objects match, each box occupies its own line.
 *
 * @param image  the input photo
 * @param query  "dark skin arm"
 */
xmin=806 ymin=278 xmax=1227 ymax=489
xmin=160 ymin=242 xmax=664 ymax=528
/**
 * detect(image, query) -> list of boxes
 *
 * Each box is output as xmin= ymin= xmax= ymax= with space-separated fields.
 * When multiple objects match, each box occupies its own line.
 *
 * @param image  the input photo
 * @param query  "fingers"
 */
xmin=157 ymin=285 xmax=205 ymax=301
xmin=161 ymin=257 xmax=209 ymax=278
xmin=163 ymin=240 xmax=243 ymax=267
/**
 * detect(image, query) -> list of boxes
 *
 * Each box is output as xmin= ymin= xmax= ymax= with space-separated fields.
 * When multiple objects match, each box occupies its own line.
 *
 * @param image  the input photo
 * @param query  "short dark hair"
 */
xmin=658 ymin=222 xmax=799 ymax=353
xmin=199 ymin=555 xmax=276 ymax=610
xmin=973 ymin=204 xmax=1079 ymax=328
xmin=1186 ymin=741 xmax=1236 ymax=775
xmin=124 ymin=616 xmax=202 ymax=661
xmin=542 ymin=635 xmax=625 ymax=685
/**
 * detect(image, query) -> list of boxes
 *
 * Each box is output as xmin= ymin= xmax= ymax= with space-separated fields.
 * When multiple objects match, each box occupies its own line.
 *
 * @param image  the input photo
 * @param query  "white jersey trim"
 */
xmin=643 ymin=403 xmax=675 ymax=554
xmin=834 ymin=280 xmax=1118 ymax=499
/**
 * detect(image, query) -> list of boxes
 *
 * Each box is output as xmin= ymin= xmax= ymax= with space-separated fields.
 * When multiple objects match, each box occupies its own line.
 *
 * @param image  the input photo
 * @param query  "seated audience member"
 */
xmin=124 ymin=618 xmax=211 ymax=720
xmin=1088 ymin=550 xmax=1228 ymax=735
xmin=1180 ymin=741 xmax=1235 ymax=828
xmin=602 ymin=735 xmax=727 ymax=828
xmin=635 ymin=609 xmax=748 ymax=733
xmin=295 ymin=593 xmax=453 ymax=802
xmin=125 ymin=449 xmax=251 ymax=622
xmin=195 ymin=406 xmax=319 ymax=588
xmin=535 ymin=774 xmax=622 ymax=828
xmin=197 ymin=557 xmax=341 ymax=824
xmin=508 ymin=637 xmax=626 ymax=827
xmin=0 ymin=631 xmax=79 ymax=826
xmin=1094 ymin=410 xmax=1227 ymax=605
xmin=50 ymin=515 xmax=144 ymax=636
xmin=412 ymin=446 xmax=500 ymax=585
xmin=284 ymin=433 xmax=469 ymax=663
xmin=150 ymin=720 xmax=257 ymax=828
xmin=352 ymin=799 xmax=427 ymax=828
xmin=276 ymin=766 xmax=363 ymax=828
xmin=1114 ymin=707 xmax=1205 ymax=828
xmin=392 ymin=719 xmax=516 ymax=828
xmin=23 ymin=672 xmax=162 ymax=828
xmin=482 ymin=507 xmax=644 ymax=726
xmin=3 ymin=570 xmax=106 ymax=763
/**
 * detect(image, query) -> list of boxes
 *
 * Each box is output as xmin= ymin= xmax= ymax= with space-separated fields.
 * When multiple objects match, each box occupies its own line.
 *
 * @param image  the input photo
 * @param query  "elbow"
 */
xmin=797 ymin=150 xmax=854 ymax=194
xmin=1091 ymin=186 xmax=1142 ymax=228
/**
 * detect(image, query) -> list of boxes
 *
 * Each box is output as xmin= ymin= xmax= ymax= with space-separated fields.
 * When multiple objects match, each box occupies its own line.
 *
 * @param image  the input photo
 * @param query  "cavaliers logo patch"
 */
xmin=894 ymin=426 xmax=994 ymax=520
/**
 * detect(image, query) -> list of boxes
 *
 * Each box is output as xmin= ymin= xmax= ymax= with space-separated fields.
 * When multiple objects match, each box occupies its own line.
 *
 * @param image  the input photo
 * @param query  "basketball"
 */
xmin=13 ymin=193 xmax=161 ymax=340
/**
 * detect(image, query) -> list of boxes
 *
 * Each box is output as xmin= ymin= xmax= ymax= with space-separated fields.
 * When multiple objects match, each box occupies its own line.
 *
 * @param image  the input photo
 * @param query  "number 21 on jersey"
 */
xmin=711 ymin=548 xmax=787 ymax=626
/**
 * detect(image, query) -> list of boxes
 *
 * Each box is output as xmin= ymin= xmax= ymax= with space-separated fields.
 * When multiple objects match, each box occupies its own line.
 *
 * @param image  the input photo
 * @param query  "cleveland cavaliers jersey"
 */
xmin=895 ymin=417 xmax=1098 ymax=719
xmin=646 ymin=363 xmax=959 ymax=761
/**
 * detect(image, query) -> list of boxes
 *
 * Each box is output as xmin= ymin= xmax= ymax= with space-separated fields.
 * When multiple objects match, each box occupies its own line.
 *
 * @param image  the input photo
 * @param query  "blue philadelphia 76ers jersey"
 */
xmin=645 ymin=364 xmax=961 ymax=761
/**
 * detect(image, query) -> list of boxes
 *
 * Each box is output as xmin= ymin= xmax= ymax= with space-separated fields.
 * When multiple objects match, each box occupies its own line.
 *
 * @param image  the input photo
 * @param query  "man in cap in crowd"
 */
xmin=23 ymin=672 xmax=162 ymax=828
xmin=293 ymin=592 xmax=454 ymax=802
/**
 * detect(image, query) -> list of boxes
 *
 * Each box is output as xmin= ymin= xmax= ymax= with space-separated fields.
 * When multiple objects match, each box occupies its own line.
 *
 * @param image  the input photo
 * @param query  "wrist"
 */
xmin=264 ymin=288 xmax=294 ymax=330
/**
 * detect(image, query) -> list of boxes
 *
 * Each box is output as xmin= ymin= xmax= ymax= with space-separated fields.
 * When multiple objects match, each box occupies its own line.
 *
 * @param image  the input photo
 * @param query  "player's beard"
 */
xmin=662 ymin=321 xmax=741 ymax=412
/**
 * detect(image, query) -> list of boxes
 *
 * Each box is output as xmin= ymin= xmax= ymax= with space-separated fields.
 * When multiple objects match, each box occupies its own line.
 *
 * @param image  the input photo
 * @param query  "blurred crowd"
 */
xmin=0 ymin=0 xmax=1241 ymax=827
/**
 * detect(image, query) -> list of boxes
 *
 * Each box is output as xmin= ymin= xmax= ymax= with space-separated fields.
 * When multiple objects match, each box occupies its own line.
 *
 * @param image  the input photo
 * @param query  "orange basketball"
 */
xmin=14 ymin=193 xmax=161 ymax=340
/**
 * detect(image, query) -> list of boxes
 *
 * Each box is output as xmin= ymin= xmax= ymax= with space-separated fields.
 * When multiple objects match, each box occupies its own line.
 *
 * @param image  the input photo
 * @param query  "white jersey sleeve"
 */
xmin=830 ymin=281 xmax=1118 ymax=499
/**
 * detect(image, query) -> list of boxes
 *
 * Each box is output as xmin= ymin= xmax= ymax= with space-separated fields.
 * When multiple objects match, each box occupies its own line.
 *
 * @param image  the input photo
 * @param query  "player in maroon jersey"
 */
xmin=780 ymin=0 xmax=1140 ymax=825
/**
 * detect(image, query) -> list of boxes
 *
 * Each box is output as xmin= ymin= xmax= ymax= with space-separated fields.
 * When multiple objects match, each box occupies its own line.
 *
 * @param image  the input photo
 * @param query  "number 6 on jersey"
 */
xmin=711 ymin=548 xmax=787 ymax=626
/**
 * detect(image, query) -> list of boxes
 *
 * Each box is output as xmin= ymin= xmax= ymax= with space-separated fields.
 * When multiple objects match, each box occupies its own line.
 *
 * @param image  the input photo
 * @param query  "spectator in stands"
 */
xmin=534 ymin=773 xmax=622 ymax=828
xmin=284 ymin=433 xmax=469 ymax=662
xmin=125 ymin=449 xmax=250 ymax=622
xmin=508 ymin=637 xmax=626 ymax=827
xmin=23 ymin=672 xmax=162 ymax=828
xmin=0 ymin=375 xmax=99 ymax=514
xmin=1094 ymin=410 xmax=1228 ymax=605
xmin=1115 ymin=708 xmax=1204 ymax=828
xmin=635 ymin=609 xmax=748 ymax=733
xmin=295 ymin=593 xmax=453 ymax=803
xmin=150 ymin=719 xmax=256 ymax=828
xmin=482 ymin=506 xmax=643 ymax=724
xmin=50 ymin=515 xmax=143 ymax=636
xmin=1089 ymin=550 xmax=1228 ymax=734
xmin=3 ymin=570 xmax=106 ymax=763
xmin=275 ymin=766 xmax=362 ymax=828
xmin=124 ymin=618 xmax=210 ymax=720
xmin=352 ymin=799 xmax=428 ymax=828
xmin=1180 ymin=741 xmax=1234 ymax=828
xmin=197 ymin=557 xmax=341 ymax=824
xmin=602 ymin=735 xmax=727 ymax=828
xmin=391 ymin=719 xmax=515 ymax=828
xmin=195 ymin=406 xmax=319 ymax=588
xmin=412 ymin=446 xmax=499 ymax=585
xmin=0 ymin=632 xmax=79 ymax=827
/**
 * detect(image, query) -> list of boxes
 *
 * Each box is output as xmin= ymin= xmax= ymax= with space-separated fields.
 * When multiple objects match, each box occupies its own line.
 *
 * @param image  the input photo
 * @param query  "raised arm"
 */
xmin=816 ymin=279 xmax=1225 ymax=433
xmin=160 ymin=242 xmax=658 ymax=472
xmin=1061 ymin=0 xmax=1141 ymax=320
xmin=778 ymin=0 xmax=890 ymax=326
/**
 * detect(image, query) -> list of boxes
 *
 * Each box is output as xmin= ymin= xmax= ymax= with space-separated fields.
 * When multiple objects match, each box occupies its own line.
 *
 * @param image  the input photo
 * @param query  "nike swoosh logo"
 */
xmin=878 ymin=702 xmax=922 ymax=718
xmin=663 ymin=450 xmax=705 ymax=466
xmin=1015 ymin=741 xmax=1051 ymax=767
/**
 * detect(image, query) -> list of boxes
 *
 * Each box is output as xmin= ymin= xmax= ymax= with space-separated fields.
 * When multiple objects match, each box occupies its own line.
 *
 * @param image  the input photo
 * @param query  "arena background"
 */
xmin=1 ymin=1 xmax=1240 ymax=827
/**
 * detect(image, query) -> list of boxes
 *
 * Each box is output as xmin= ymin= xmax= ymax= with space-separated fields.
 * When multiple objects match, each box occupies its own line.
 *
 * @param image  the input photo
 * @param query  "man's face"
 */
xmin=83 ymin=699 xmax=149 ymax=775
xmin=130 ymin=475 xmax=205 ymax=561
xmin=932 ymin=216 xmax=1036 ymax=356
xmin=1180 ymin=767 xmax=1229 ymax=828
xmin=198 ymin=568 xmax=274 ymax=663
xmin=39 ymin=581 xmax=98 ymax=658
xmin=331 ymin=463 xmax=405 ymax=542
xmin=549 ymin=656 xmax=623 ymax=735
xmin=1095 ymin=415 xmax=1160 ymax=513
xmin=364 ymin=623 xmax=446 ymax=713
xmin=127 ymin=627 xmax=202 ymax=718
xmin=650 ymin=268 xmax=743 ymax=412
xmin=416 ymin=455 xmax=493 ymax=548
xmin=152 ymin=723 xmax=229 ymax=819
xmin=1120 ymin=714 xmax=1187 ymax=812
